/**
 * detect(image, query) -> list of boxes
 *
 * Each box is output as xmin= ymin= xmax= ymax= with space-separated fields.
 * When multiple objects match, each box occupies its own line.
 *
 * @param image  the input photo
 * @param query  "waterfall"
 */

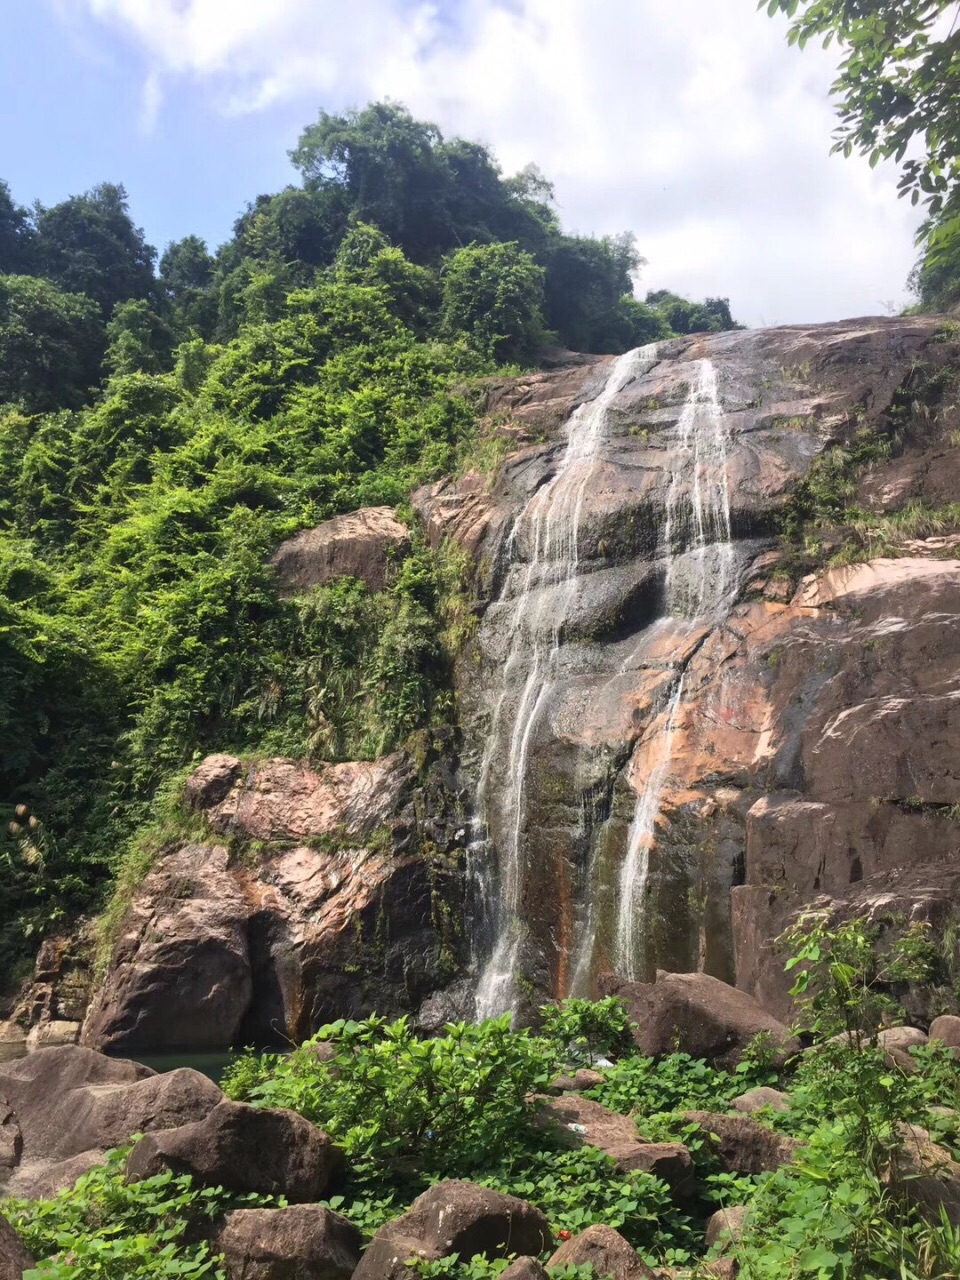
xmin=613 ymin=357 xmax=735 ymax=981
xmin=473 ymin=344 xmax=660 ymax=1019
xmin=615 ymin=673 xmax=685 ymax=980
xmin=664 ymin=358 xmax=736 ymax=618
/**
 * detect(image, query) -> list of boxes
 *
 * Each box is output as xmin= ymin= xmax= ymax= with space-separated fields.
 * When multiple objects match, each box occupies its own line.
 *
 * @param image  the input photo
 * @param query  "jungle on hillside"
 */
xmin=0 ymin=103 xmax=741 ymax=970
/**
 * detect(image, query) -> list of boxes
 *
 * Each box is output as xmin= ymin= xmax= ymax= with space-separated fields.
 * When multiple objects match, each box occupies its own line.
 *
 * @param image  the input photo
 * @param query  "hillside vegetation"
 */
xmin=0 ymin=102 xmax=741 ymax=968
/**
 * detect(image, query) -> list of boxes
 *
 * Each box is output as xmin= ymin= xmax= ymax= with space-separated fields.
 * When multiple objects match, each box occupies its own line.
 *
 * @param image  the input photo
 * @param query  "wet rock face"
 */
xmin=413 ymin=316 xmax=960 ymax=1013
xmin=84 ymin=749 xmax=465 ymax=1052
xmin=270 ymin=505 xmax=411 ymax=596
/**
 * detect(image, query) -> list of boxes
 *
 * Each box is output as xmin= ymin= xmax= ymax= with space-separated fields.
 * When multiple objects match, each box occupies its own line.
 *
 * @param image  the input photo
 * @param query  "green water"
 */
xmin=120 ymin=1051 xmax=237 ymax=1084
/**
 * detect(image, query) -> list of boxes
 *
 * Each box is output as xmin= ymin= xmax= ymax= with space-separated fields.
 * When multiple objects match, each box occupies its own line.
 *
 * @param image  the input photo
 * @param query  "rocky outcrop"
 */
xmin=890 ymin=1123 xmax=960 ymax=1225
xmin=83 ymin=748 xmax=464 ymax=1051
xmin=270 ymin=506 xmax=410 ymax=596
xmin=56 ymin=316 xmax=960 ymax=1043
xmin=930 ymin=1016 xmax=960 ymax=1049
xmin=705 ymin=1206 xmax=749 ymax=1251
xmin=499 ymin=1261 xmax=549 ymax=1280
xmin=0 ymin=1045 xmax=222 ymax=1196
xmin=213 ymin=1206 xmax=362 ymax=1280
xmin=126 ymin=1100 xmax=342 ymax=1202
xmin=413 ymin=315 xmax=960 ymax=1014
xmin=607 ymin=971 xmax=798 ymax=1067
xmin=353 ymin=1181 xmax=553 ymax=1280
xmin=731 ymin=1087 xmax=790 ymax=1114
xmin=681 ymin=1111 xmax=802 ymax=1174
xmin=0 ymin=928 xmax=94 ymax=1056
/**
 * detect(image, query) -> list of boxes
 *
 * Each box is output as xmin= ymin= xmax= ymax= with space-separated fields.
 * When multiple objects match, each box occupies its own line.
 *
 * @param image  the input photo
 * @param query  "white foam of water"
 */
xmin=474 ymin=344 xmax=660 ymax=1018
xmin=615 ymin=673 xmax=685 ymax=979
xmin=612 ymin=357 xmax=735 ymax=981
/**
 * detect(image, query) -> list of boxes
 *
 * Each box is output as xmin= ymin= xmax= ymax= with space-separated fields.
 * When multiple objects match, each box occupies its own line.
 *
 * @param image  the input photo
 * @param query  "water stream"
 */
xmin=473 ymin=344 xmax=660 ymax=1018
xmin=611 ymin=356 xmax=736 ymax=980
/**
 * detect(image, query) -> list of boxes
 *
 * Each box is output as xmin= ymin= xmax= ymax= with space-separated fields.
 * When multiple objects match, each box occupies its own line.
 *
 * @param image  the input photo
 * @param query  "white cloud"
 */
xmin=78 ymin=0 xmax=925 ymax=325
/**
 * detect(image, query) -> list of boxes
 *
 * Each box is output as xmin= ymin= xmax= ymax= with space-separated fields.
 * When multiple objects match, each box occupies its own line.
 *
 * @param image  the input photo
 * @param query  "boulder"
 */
xmin=705 ymin=1206 xmax=749 ymax=1251
xmin=681 ymin=1112 xmax=801 ymax=1174
xmin=700 ymin=1262 xmax=738 ymax=1279
xmin=3 ymin=1149 xmax=106 ymax=1200
xmin=877 ymin=1027 xmax=927 ymax=1053
xmin=0 ymin=1045 xmax=218 ymax=1169
xmin=731 ymin=1087 xmax=790 ymax=1115
xmin=352 ymin=1180 xmax=552 ymax=1280
xmin=0 ymin=1047 xmax=221 ymax=1169
xmin=270 ymin=507 xmax=410 ymax=596
xmin=500 ymin=1261 xmax=549 ymax=1280
xmin=550 ymin=1068 xmax=604 ymax=1093
xmin=0 ymin=1213 xmax=33 ymax=1280
xmin=213 ymin=1205 xmax=361 ymax=1280
xmin=535 ymin=1094 xmax=694 ymax=1197
xmin=126 ymin=1100 xmax=342 ymax=1202
xmin=66 ymin=1068 xmax=224 ymax=1157
xmin=929 ymin=1015 xmax=960 ymax=1049
xmin=81 ymin=844 xmax=253 ymax=1053
xmin=25 ymin=1020 xmax=80 ymax=1051
xmin=86 ymin=749 xmax=461 ymax=1051
xmin=0 ymin=1101 xmax=21 ymax=1170
xmin=890 ymin=1123 xmax=960 ymax=1225
xmin=609 ymin=972 xmax=798 ymax=1068
xmin=547 ymin=1224 xmax=656 ymax=1279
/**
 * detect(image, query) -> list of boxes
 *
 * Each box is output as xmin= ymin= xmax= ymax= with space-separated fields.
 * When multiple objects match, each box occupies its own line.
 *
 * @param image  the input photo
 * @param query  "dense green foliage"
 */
xmin=5 ymin=1147 xmax=281 ymax=1280
xmin=0 ymin=101 xmax=742 ymax=967
xmin=10 ymin=955 xmax=960 ymax=1279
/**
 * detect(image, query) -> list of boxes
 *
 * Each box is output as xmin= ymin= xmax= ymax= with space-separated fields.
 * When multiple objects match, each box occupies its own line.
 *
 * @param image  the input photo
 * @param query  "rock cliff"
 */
xmin=417 ymin=316 xmax=960 ymax=1018
xmin=67 ymin=315 xmax=960 ymax=1046
xmin=81 ymin=748 xmax=465 ymax=1051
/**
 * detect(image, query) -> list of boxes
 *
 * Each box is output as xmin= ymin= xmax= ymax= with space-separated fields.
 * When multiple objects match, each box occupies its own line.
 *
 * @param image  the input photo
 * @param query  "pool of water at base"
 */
xmin=0 ymin=1042 xmax=248 ymax=1084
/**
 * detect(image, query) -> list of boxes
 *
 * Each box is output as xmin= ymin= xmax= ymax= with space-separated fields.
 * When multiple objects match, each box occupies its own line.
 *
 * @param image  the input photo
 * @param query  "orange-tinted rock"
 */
xmin=84 ymin=747 xmax=464 ymax=1051
xmin=271 ymin=506 xmax=410 ymax=596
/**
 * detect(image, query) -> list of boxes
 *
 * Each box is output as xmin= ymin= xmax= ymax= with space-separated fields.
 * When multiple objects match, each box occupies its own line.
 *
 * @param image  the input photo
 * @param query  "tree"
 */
xmin=763 ymin=2 xmax=960 ymax=307
xmin=0 ymin=275 xmax=105 ymax=412
xmin=34 ymin=183 xmax=156 ymax=315
xmin=543 ymin=233 xmax=645 ymax=352
xmin=441 ymin=241 xmax=546 ymax=365
xmin=764 ymin=2 xmax=960 ymax=207
xmin=0 ymin=181 xmax=36 ymax=275
xmin=334 ymin=221 xmax=438 ymax=334
xmin=158 ymin=235 xmax=217 ymax=338
xmin=104 ymin=299 xmax=176 ymax=377
xmin=645 ymin=290 xmax=742 ymax=335
xmin=291 ymin=102 xmax=454 ymax=262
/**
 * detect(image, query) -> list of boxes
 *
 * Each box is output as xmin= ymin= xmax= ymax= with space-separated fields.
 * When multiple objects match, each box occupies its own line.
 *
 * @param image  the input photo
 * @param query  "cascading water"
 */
xmin=613 ymin=357 xmax=736 ymax=981
xmin=473 ymin=344 xmax=660 ymax=1018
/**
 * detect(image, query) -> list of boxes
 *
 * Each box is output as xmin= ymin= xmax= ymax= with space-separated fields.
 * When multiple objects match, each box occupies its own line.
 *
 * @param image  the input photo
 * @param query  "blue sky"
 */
xmin=1 ymin=3 xmax=305 ymax=254
xmin=1 ymin=0 xmax=926 ymax=326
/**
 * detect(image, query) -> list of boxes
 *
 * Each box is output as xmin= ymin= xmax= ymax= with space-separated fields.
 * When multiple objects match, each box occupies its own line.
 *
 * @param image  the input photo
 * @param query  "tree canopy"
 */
xmin=763 ymin=0 xmax=960 ymax=308
xmin=0 ymin=101 xmax=743 ymax=962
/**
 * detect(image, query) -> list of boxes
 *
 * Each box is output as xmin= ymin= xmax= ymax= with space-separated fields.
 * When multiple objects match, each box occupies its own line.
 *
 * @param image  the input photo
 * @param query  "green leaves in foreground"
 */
xmin=5 ymin=1147 xmax=281 ymax=1280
